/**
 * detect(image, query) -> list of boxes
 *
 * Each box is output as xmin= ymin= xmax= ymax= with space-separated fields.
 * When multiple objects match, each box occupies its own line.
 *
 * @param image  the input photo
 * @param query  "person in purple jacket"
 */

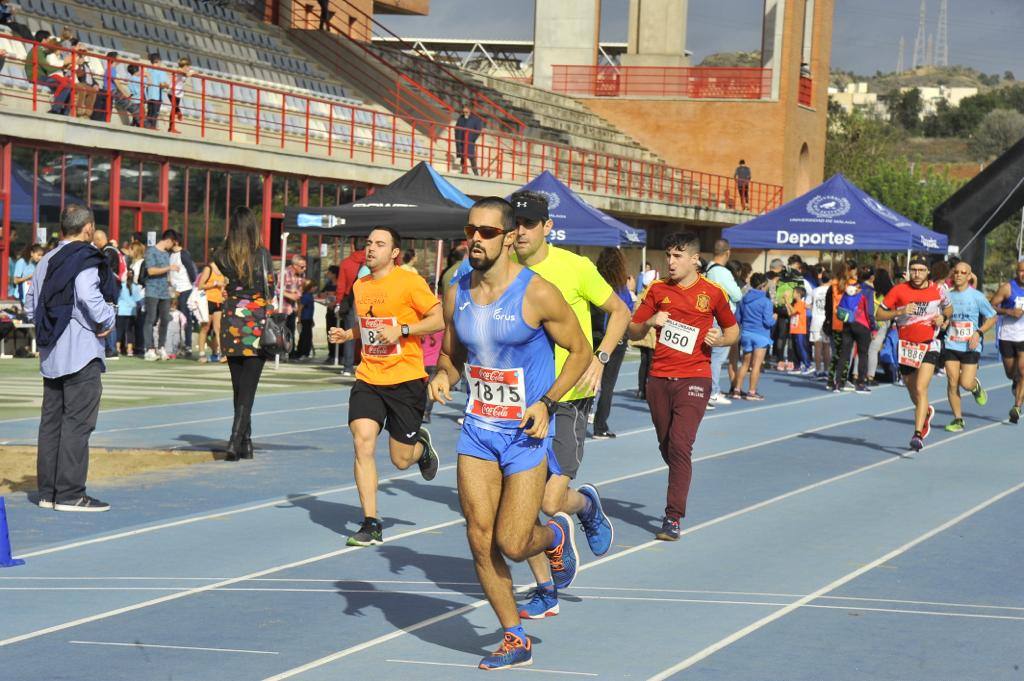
xmin=730 ymin=272 xmax=775 ymax=400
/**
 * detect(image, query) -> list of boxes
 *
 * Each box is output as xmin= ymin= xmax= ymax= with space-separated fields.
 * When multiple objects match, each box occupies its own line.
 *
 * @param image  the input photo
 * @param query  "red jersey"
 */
xmin=632 ymin=276 xmax=737 ymax=379
xmin=882 ymin=282 xmax=949 ymax=343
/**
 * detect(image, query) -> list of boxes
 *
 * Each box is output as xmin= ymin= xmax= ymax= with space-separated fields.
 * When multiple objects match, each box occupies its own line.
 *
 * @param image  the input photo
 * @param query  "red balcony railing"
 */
xmin=551 ymin=65 xmax=772 ymax=99
xmin=798 ymin=76 xmax=813 ymax=107
xmin=0 ymin=34 xmax=783 ymax=215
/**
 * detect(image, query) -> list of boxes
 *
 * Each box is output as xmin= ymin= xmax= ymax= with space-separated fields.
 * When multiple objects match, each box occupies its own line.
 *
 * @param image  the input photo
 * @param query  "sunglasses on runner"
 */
xmin=464 ymin=224 xmax=506 ymax=240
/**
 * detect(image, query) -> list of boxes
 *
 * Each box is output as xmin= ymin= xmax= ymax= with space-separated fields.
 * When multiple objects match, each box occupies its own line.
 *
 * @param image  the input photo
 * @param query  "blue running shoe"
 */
xmin=479 ymin=632 xmax=533 ymax=671
xmin=519 ymin=587 xmax=559 ymax=619
xmin=545 ymin=512 xmax=579 ymax=590
xmin=577 ymin=483 xmax=614 ymax=557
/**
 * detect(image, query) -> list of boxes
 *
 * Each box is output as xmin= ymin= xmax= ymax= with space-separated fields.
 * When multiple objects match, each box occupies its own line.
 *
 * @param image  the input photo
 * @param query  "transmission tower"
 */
xmin=926 ymin=33 xmax=935 ymax=67
xmin=897 ymin=35 xmax=905 ymax=73
xmin=912 ymin=0 xmax=927 ymax=69
xmin=936 ymin=0 xmax=949 ymax=66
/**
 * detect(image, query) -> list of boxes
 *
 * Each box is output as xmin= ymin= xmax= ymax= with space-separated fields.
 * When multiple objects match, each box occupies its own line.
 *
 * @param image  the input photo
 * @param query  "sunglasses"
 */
xmin=464 ymin=224 xmax=506 ymax=240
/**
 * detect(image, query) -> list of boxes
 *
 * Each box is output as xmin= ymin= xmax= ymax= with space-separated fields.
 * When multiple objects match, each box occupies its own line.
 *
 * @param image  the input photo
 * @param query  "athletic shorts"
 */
xmin=207 ymin=301 xmax=222 ymax=313
xmin=348 ymin=378 xmax=426 ymax=445
xmin=898 ymin=350 xmax=942 ymax=376
xmin=942 ymin=348 xmax=980 ymax=365
xmin=457 ymin=420 xmax=558 ymax=477
xmin=999 ymin=339 xmax=1024 ymax=358
xmin=740 ymin=335 xmax=772 ymax=354
xmin=551 ymin=398 xmax=592 ymax=480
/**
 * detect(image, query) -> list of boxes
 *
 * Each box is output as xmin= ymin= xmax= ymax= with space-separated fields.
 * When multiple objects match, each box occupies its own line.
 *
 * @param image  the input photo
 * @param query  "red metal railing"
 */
xmin=294 ymin=0 xmax=526 ymax=136
xmin=551 ymin=65 xmax=772 ymax=100
xmin=798 ymin=76 xmax=813 ymax=107
xmin=0 ymin=34 xmax=783 ymax=214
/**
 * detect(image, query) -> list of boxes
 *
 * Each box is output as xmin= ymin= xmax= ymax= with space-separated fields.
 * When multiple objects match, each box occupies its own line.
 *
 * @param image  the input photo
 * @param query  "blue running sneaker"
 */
xmin=545 ymin=513 xmax=579 ymax=590
xmin=519 ymin=587 xmax=559 ymax=619
xmin=577 ymin=483 xmax=614 ymax=556
xmin=479 ymin=632 xmax=532 ymax=671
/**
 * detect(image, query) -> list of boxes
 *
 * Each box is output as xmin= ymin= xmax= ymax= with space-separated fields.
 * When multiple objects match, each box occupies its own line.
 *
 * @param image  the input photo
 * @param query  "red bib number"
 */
xmin=359 ymin=317 xmax=400 ymax=357
xmin=466 ymin=365 xmax=525 ymax=421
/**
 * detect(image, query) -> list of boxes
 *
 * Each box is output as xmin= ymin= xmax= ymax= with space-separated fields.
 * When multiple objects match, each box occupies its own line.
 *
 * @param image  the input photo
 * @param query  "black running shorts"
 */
xmin=349 ymin=379 xmax=426 ymax=445
xmin=999 ymin=339 xmax=1024 ymax=358
xmin=941 ymin=348 xmax=980 ymax=365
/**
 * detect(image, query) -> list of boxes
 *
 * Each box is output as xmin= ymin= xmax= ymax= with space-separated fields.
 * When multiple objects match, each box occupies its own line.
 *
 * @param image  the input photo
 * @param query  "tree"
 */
xmin=881 ymin=87 xmax=923 ymax=133
xmin=968 ymin=108 xmax=1024 ymax=161
xmin=1005 ymin=70 xmax=1016 ymax=82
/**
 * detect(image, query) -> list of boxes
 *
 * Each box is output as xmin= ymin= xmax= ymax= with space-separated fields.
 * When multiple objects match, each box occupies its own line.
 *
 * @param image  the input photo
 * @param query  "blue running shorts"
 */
xmin=457 ymin=420 xmax=560 ymax=477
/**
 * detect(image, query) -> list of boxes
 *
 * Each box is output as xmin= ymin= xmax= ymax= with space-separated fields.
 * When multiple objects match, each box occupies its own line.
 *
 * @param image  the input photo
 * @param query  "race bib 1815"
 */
xmin=466 ymin=365 xmax=525 ymax=420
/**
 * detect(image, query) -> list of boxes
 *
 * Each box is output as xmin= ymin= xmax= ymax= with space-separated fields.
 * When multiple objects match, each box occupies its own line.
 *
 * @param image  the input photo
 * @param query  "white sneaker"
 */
xmin=144 ymin=349 xmax=158 ymax=361
xmin=708 ymin=393 xmax=732 ymax=406
xmin=158 ymin=348 xmax=169 ymax=361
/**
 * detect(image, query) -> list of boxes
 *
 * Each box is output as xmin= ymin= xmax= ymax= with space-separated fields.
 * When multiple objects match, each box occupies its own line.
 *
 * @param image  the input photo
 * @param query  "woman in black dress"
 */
xmin=214 ymin=207 xmax=275 ymax=461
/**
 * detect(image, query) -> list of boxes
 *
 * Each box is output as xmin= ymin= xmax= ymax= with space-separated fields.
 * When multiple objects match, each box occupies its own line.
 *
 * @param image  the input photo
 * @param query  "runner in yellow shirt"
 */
xmin=509 ymin=191 xmax=631 ymax=619
xmin=328 ymin=226 xmax=444 ymax=546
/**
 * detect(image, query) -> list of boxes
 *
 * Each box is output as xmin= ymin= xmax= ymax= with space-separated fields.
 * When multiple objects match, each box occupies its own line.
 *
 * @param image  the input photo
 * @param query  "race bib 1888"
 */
xmin=658 ymin=319 xmax=700 ymax=355
xmin=466 ymin=365 xmax=525 ymax=420
xmin=359 ymin=316 xmax=400 ymax=357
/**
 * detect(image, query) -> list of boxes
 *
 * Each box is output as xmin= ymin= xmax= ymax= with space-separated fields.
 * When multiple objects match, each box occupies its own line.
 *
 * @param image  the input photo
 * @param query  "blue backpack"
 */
xmin=879 ymin=326 xmax=899 ymax=366
xmin=836 ymin=287 xmax=863 ymax=324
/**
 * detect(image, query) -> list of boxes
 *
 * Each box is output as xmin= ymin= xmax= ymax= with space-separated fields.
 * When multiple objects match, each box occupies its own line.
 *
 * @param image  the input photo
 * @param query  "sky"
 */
xmin=379 ymin=0 xmax=1024 ymax=78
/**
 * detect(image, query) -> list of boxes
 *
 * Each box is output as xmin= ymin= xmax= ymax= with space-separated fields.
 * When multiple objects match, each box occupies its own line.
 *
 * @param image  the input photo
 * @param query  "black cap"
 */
xmin=908 ymin=255 xmax=929 ymax=268
xmin=511 ymin=193 xmax=548 ymax=222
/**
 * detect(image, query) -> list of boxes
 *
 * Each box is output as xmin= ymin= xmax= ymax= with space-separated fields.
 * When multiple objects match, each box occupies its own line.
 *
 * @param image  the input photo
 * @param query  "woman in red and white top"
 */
xmin=876 ymin=255 xmax=952 ymax=452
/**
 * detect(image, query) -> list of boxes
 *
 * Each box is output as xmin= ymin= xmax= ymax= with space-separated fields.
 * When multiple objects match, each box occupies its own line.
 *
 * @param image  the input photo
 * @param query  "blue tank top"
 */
xmin=454 ymin=268 xmax=555 ymax=432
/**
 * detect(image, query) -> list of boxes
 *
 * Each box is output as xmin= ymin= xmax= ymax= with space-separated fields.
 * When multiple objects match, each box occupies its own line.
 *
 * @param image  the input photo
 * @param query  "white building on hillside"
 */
xmin=903 ymin=85 xmax=979 ymax=117
xmin=828 ymin=82 xmax=887 ymax=117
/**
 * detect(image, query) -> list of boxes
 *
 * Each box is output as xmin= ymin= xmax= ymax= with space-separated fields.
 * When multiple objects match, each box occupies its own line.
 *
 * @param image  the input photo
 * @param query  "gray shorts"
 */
xmin=551 ymin=398 xmax=593 ymax=479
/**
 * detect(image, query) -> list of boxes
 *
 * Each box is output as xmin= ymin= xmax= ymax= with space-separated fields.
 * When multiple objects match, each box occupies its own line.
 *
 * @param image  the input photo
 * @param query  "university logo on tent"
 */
xmin=862 ymin=196 xmax=911 ymax=227
xmin=622 ymin=229 xmax=643 ymax=244
xmin=539 ymin=190 xmax=561 ymax=210
xmin=806 ymin=195 xmax=851 ymax=219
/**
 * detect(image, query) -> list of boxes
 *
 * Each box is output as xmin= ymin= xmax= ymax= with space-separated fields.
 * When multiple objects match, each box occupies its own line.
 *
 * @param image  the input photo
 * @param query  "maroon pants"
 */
xmin=646 ymin=376 xmax=711 ymax=521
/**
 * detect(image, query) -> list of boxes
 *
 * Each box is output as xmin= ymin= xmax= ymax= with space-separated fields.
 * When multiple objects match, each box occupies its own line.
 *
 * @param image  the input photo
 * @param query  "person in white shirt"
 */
xmin=168 ymin=56 xmax=191 ymax=132
xmin=168 ymin=236 xmax=197 ymax=357
xmin=809 ymin=267 xmax=831 ymax=378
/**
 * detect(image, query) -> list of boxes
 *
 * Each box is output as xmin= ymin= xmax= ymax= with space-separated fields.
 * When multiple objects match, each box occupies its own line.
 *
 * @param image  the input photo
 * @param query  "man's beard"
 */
xmin=469 ymin=247 xmax=500 ymax=272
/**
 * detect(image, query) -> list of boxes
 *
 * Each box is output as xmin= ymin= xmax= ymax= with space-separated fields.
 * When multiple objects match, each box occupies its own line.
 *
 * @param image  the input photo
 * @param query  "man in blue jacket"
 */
xmin=25 ymin=205 xmax=115 ymax=512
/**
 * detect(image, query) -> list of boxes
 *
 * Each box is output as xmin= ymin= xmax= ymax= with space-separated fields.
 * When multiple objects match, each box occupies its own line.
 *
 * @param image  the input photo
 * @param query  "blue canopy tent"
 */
xmin=723 ymin=174 xmax=948 ymax=256
xmin=10 ymin=163 xmax=82 ymax=224
xmin=512 ymin=171 xmax=646 ymax=248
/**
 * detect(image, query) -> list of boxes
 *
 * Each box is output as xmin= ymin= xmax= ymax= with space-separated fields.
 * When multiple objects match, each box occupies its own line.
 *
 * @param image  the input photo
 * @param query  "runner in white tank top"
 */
xmin=991 ymin=260 xmax=1024 ymax=422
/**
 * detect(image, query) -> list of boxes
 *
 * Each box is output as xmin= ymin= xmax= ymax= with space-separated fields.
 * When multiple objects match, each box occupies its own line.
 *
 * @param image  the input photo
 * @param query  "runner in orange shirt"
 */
xmin=328 ymin=226 xmax=444 ymax=546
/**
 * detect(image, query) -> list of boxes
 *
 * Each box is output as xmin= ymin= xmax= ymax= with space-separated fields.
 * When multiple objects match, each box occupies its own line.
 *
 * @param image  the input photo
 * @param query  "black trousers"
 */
xmin=773 ymin=310 xmax=790 ymax=363
xmin=295 ymin=319 xmax=313 ymax=358
xmin=228 ymin=356 xmax=265 ymax=412
xmin=637 ymin=347 xmax=653 ymax=398
xmin=839 ymin=322 xmax=872 ymax=384
xmin=593 ymin=339 xmax=628 ymax=433
xmin=36 ymin=359 xmax=103 ymax=503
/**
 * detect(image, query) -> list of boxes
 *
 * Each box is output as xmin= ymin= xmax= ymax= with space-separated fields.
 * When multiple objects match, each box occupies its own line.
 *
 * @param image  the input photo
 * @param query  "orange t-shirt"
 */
xmin=353 ymin=267 xmax=439 ymax=385
xmin=789 ymin=299 xmax=807 ymax=334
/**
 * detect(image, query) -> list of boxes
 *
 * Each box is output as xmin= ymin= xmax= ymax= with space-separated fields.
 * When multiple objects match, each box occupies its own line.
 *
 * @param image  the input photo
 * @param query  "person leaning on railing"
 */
xmin=102 ymin=52 xmax=140 ymax=126
xmin=23 ymin=30 xmax=71 ymax=115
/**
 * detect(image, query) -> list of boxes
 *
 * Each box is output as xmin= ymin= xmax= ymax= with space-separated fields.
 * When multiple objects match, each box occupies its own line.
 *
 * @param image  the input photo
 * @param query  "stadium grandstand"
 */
xmin=0 ymin=0 xmax=827 ymax=291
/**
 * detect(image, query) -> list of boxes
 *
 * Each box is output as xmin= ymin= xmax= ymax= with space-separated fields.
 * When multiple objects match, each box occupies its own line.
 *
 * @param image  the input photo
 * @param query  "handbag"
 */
xmin=257 ymin=249 xmax=292 ymax=356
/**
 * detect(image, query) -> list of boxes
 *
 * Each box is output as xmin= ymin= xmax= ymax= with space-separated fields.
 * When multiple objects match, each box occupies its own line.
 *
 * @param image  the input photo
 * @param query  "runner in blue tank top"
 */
xmin=991 ymin=259 xmax=1024 ymax=423
xmin=429 ymin=197 xmax=591 ymax=672
xmin=940 ymin=262 xmax=996 ymax=432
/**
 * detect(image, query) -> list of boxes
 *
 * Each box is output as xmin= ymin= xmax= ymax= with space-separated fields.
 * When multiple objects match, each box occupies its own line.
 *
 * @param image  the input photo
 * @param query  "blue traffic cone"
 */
xmin=0 ymin=497 xmax=26 ymax=568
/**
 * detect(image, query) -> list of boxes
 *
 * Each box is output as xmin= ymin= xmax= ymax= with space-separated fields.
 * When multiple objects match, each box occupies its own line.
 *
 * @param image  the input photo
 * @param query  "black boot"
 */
xmin=224 ymin=409 xmax=243 ymax=462
xmin=237 ymin=405 xmax=254 ymax=460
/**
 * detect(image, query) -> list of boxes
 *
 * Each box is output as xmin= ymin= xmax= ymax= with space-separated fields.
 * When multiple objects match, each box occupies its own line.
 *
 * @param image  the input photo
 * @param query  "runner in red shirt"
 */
xmin=876 ymin=255 xmax=952 ymax=452
xmin=628 ymin=232 xmax=739 ymax=541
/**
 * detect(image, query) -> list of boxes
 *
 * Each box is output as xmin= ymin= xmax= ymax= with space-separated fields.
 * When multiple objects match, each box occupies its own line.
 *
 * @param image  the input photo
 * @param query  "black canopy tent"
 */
xmin=283 ymin=162 xmax=473 ymax=239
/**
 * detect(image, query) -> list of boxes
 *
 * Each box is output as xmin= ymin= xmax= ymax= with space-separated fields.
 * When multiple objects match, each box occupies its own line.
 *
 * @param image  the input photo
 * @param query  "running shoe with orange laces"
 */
xmin=545 ymin=513 xmax=579 ymax=589
xmin=479 ymin=631 xmax=533 ymax=670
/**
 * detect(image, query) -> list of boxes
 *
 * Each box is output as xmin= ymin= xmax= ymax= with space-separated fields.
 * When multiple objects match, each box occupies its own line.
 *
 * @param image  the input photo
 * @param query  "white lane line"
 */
xmin=647 ymin=452 xmax=1023 ymax=679
xmin=93 ymin=403 xmax=349 ymax=435
xmin=386 ymin=659 xmax=598 ymax=676
xmin=258 ymin=456 xmax=907 ymax=680
xmin=69 ymin=640 xmax=279 ymax=655
xmin=15 ymin=464 xmax=457 ymax=559
xmin=260 ymin=418 xmax=1015 ymax=681
xmin=800 ymin=603 xmax=1024 ymax=622
xmin=0 ymin=518 xmax=466 ymax=648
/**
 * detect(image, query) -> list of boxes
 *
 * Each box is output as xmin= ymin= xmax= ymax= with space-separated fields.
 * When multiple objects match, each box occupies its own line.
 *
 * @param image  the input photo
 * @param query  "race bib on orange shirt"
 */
xmin=359 ymin=316 xmax=400 ymax=357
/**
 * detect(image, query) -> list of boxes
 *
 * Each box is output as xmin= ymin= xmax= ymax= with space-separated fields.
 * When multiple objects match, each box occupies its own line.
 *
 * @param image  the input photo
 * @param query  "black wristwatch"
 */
xmin=539 ymin=395 xmax=558 ymax=415
xmin=401 ymin=323 xmax=410 ymax=338
xmin=595 ymin=350 xmax=610 ymax=365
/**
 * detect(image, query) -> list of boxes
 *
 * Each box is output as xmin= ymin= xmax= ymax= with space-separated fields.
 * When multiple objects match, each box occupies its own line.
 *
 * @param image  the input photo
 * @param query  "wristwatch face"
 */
xmin=401 ymin=324 xmax=410 ymax=337
xmin=597 ymin=351 xmax=610 ymax=364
